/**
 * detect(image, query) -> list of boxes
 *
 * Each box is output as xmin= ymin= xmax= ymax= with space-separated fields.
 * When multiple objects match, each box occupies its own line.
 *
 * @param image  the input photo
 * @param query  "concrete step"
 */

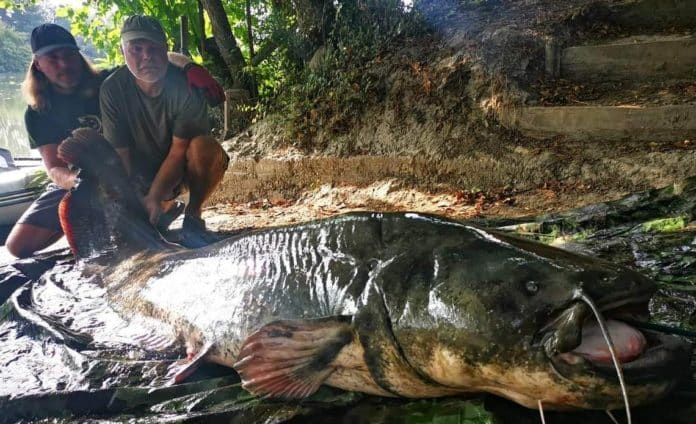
xmin=561 ymin=35 xmax=696 ymax=81
xmin=498 ymin=104 xmax=696 ymax=141
xmin=527 ymin=79 xmax=696 ymax=107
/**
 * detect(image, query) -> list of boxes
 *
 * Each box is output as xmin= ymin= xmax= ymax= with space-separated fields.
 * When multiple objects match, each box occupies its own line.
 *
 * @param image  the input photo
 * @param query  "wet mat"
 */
xmin=0 ymin=179 xmax=694 ymax=423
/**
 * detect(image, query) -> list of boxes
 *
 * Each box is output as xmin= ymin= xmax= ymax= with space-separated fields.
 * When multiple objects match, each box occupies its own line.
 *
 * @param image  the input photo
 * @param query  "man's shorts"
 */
xmin=16 ymin=183 xmax=67 ymax=233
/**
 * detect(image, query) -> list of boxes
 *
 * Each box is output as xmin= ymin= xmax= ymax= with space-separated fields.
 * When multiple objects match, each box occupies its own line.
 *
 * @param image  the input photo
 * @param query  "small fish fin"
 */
xmin=234 ymin=316 xmax=354 ymax=399
xmin=165 ymin=341 xmax=215 ymax=386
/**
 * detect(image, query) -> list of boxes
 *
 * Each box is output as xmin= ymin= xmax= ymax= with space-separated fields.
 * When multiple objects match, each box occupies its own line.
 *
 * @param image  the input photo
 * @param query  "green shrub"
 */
xmin=262 ymin=0 xmax=428 ymax=149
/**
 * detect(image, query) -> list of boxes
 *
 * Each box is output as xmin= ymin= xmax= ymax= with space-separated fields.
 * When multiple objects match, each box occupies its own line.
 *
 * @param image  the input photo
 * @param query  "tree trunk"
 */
xmin=199 ymin=0 xmax=248 ymax=90
xmin=197 ymin=0 xmax=206 ymax=58
xmin=251 ymin=38 xmax=278 ymax=67
xmin=246 ymin=0 xmax=254 ymax=60
xmin=179 ymin=16 xmax=190 ymax=56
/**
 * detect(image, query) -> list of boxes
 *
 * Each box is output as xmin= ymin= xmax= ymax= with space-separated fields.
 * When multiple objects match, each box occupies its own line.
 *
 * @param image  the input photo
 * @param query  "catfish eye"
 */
xmin=525 ymin=280 xmax=539 ymax=295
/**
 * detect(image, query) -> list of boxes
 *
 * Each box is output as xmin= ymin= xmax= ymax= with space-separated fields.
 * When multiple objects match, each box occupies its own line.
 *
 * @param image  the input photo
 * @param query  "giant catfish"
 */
xmin=56 ymin=128 xmax=691 ymax=412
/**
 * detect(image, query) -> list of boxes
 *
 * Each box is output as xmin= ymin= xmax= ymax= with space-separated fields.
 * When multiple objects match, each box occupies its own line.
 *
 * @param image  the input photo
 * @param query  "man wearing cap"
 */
xmin=5 ymin=23 xmax=224 ymax=258
xmin=100 ymin=15 xmax=229 ymax=248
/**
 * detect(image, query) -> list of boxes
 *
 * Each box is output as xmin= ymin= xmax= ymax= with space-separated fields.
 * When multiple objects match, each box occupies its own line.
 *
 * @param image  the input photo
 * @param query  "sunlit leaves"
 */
xmin=60 ymin=1 xmax=185 ymax=66
xmin=0 ymin=1 xmax=32 ymax=11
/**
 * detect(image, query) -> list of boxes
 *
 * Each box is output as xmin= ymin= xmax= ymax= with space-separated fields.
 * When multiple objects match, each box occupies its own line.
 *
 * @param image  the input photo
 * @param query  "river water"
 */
xmin=0 ymin=72 xmax=34 ymax=159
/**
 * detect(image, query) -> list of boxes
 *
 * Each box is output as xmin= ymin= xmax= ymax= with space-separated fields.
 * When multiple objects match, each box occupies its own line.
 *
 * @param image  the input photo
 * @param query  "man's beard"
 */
xmin=129 ymin=64 xmax=166 ymax=83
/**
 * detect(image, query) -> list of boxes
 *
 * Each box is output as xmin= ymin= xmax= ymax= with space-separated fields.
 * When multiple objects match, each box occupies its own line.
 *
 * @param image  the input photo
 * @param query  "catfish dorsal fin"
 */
xmin=57 ymin=128 xmax=176 ymax=259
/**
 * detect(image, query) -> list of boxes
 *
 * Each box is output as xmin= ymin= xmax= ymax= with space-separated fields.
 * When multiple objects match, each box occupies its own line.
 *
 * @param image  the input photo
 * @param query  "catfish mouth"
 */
xmin=544 ymin=295 xmax=692 ymax=384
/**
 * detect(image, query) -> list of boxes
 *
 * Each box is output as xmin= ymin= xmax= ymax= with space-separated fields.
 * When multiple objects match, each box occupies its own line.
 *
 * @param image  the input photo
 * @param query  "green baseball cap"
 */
xmin=121 ymin=15 xmax=167 ymax=45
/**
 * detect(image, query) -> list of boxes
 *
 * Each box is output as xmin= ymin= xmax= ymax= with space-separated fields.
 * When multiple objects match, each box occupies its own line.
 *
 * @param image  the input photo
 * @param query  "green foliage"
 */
xmin=0 ymin=3 xmax=51 ymax=34
xmin=63 ymin=0 xmax=219 ymax=66
xmin=61 ymin=1 xmax=272 ymax=74
xmin=0 ymin=1 xmax=23 ymax=9
xmin=26 ymin=167 xmax=49 ymax=194
xmin=58 ymin=3 xmax=121 ymax=66
xmin=267 ymin=1 xmax=427 ymax=149
xmin=0 ymin=21 xmax=31 ymax=73
xmin=641 ymin=216 xmax=687 ymax=233
xmin=248 ymin=4 xmax=297 ymax=96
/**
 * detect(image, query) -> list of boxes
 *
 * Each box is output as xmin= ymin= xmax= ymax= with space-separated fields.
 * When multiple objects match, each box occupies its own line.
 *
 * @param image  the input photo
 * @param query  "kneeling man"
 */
xmin=100 ymin=15 xmax=228 ymax=247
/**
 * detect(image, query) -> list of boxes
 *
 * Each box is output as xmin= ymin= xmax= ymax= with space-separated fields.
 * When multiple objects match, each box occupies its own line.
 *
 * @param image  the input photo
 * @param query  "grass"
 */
xmin=641 ymin=216 xmax=687 ymax=233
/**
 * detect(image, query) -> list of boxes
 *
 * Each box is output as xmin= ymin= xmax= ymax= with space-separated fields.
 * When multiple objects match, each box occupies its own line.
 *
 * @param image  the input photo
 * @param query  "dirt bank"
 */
xmin=212 ymin=0 xmax=694 ymax=224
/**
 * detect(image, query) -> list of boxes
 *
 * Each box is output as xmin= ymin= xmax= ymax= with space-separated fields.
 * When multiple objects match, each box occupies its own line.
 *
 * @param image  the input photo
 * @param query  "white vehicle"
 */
xmin=0 ymin=148 xmax=44 ymax=227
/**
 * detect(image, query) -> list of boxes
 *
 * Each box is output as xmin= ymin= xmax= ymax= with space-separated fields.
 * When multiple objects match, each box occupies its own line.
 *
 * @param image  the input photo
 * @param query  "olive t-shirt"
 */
xmin=99 ymin=65 xmax=209 ymax=181
xmin=25 ymin=70 xmax=111 ymax=149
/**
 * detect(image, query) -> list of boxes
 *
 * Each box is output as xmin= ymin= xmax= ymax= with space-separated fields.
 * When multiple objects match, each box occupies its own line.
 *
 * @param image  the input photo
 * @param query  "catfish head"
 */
xmin=379 ymin=218 xmax=691 ymax=410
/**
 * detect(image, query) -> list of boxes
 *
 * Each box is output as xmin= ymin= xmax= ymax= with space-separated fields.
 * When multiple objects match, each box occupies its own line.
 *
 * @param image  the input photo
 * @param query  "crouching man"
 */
xmin=100 ymin=15 xmax=229 ymax=248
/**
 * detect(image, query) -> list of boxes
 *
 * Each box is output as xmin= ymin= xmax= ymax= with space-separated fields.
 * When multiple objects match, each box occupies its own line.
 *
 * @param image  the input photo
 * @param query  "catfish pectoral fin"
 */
xmin=234 ymin=316 xmax=354 ymax=399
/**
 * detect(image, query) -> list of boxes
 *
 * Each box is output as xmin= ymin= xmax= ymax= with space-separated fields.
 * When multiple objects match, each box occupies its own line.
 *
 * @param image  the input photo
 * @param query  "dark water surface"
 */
xmin=0 ymin=181 xmax=694 ymax=423
xmin=0 ymin=73 xmax=32 ymax=158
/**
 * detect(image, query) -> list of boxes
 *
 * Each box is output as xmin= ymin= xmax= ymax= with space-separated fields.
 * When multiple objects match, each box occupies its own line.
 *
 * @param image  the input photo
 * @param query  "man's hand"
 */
xmin=39 ymin=144 xmax=78 ymax=190
xmin=142 ymin=194 xmax=163 ymax=226
xmin=184 ymin=63 xmax=225 ymax=106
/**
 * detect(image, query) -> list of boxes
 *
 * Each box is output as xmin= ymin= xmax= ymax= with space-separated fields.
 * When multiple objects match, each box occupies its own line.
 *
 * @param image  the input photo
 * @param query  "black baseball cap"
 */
xmin=121 ymin=15 xmax=167 ymax=45
xmin=31 ymin=24 xmax=79 ymax=56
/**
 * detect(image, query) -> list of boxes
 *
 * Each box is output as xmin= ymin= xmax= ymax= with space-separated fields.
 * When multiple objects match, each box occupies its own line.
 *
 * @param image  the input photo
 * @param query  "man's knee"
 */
xmin=5 ymin=229 xmax=34 ymax=258
xmin=5 ymin=239 xmax=25 ymax=258
xmin=5 ymin=224 xmax=61 ymax=259
xmin=187 ymin=135 xmax=229 ymax=171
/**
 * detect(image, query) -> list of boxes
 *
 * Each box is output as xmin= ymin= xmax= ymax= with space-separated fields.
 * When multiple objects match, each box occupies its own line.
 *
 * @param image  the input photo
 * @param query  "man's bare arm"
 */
xmin=38 ymin=144 xmax=77 ymax=190
xmin=143 ymin=137 xmax=190 ymax=224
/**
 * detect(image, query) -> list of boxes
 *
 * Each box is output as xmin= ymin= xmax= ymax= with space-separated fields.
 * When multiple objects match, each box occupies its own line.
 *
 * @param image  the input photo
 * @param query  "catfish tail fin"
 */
xmin=57 ymin=128 xmax=176 ymax=259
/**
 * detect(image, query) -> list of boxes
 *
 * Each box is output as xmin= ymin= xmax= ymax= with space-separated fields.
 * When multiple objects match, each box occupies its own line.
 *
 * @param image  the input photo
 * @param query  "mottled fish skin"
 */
xmin=58 ymin=129 xmax=692 ymax=411
xmin=102 ymin=212 xmax=687 ymax=410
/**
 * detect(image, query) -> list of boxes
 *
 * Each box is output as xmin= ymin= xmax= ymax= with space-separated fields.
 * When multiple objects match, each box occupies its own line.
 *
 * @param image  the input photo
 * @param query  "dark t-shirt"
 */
xmin=24 ymin=70 xmax=112 ymax=149
xmin=100 ymin=65 xmax=209 ymax=182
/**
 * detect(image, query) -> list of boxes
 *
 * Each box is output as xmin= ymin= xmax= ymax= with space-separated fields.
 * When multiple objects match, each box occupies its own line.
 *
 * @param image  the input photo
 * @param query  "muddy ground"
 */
xmin=204 ymin=178 xmax=620 ymax=235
